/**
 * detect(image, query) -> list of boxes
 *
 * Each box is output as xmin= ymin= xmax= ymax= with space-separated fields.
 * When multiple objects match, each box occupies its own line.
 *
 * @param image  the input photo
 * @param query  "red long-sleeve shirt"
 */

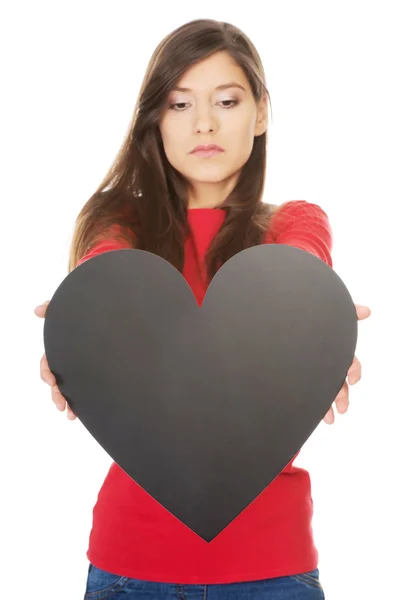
xmin=77 ymin=200 xmax=333 ymax=584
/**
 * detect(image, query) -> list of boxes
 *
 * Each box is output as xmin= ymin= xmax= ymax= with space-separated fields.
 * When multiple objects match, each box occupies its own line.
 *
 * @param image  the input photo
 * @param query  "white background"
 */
xmin=2 ymin=1 xmax=399 ymax=598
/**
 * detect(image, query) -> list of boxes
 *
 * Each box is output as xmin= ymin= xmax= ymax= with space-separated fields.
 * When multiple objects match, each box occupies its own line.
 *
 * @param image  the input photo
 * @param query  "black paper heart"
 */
xmin=44 ymin=245 xmax=357 ymax=542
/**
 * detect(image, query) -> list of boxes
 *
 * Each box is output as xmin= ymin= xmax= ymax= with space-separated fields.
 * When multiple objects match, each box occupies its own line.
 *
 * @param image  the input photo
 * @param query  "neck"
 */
xmin=186 ymin=176 xmax=239 ymax=210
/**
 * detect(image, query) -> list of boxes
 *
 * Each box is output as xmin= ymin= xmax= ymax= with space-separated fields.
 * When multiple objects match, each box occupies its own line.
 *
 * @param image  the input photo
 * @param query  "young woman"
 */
xmin=35 ymin=18 xmax=368 ymax=600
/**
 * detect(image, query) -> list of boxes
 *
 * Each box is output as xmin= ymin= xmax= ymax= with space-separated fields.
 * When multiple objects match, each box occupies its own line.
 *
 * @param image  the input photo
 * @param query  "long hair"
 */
xmin=68 ymin=19 xmax=276 ymax=285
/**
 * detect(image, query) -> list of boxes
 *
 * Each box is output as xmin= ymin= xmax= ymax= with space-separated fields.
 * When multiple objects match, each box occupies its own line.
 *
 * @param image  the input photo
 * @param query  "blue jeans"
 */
xmin=84 ymin=563 xmax=325 ymax=599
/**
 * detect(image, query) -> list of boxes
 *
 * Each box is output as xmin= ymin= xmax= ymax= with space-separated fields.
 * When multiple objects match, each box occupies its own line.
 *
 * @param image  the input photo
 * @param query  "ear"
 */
xmin=254 ymin=94 xmax=268 ymax=137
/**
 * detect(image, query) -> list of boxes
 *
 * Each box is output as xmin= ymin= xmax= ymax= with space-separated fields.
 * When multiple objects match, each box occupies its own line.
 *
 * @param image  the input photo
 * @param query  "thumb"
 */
xmin=34 ymin=300 xmax=50 ymax=318
xmin=355 ymin=304 xmax=372 ymax=320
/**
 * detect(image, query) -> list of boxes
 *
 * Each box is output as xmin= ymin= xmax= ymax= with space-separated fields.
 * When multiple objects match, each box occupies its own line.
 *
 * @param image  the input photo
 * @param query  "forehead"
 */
xmin=172 ymin=51 xmax=248 ymax=92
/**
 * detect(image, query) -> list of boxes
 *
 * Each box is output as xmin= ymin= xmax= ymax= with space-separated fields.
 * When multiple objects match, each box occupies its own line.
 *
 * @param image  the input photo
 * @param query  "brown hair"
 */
xmin=68 ymin=18 xmax=277 ymax=285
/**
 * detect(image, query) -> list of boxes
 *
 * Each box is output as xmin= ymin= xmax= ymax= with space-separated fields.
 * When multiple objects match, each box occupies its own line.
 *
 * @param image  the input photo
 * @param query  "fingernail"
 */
xmin=56 ymin=402 xmax=64 ymax=411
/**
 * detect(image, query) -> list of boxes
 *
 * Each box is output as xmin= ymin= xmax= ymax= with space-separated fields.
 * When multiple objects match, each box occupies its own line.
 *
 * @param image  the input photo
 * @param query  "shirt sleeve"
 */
xmin=270 ymin=200 xmax=333 ymax=267
xmin=77 ymin=239 xmax=132 ymax=267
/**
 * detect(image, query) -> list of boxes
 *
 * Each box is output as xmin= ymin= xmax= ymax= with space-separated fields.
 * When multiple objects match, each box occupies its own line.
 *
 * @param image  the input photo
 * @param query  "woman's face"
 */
xmin=159 ymin=50 xmax=267 ymax=207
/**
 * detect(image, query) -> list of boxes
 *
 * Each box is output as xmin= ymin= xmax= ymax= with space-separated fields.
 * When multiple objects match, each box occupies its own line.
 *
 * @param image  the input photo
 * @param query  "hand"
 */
xmin=323 ymin=304 xmax=371 ymax=424
xmin=34 ymin=301 xmax=77 ymax=420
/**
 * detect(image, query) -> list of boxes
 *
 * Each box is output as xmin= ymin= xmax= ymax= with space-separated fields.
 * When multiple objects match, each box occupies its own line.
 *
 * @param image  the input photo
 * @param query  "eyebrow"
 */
xmin=171 ymin=82 xmax=246 ymax=93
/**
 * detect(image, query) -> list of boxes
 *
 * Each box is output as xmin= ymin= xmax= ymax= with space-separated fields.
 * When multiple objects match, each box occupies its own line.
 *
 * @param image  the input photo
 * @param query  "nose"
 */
xmin=192 ymin=103 xmax=217 ymax=134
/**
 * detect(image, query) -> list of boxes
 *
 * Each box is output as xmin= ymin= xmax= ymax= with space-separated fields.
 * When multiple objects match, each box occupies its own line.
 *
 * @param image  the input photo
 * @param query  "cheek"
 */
xmin=228 ymin=126 xmax=256 ymax=164
xmin=225 ymin=112 xmax=257 ymax=148
xmin=159 ymin=122 xmax=184 ymax=163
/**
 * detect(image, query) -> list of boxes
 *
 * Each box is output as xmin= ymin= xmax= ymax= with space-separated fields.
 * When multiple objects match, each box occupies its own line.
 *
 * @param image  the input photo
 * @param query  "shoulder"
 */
xmin=266 ymin=200 xmax=333 ymax=266
xmin=271 ymin=199 xmax=330 ymax=220
xmin=269 ymin=200 xmax=331 ymax=233
xmin=77 ymin=224 xmax=133 ymax=267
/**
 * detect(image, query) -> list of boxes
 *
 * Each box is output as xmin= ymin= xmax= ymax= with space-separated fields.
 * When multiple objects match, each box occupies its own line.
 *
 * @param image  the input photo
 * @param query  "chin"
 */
xmin=188 ymin=167 xmax=234 ymax=182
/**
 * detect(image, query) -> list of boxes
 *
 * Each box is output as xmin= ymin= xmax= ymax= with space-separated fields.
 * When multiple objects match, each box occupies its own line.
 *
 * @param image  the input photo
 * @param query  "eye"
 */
xmin=169 ymin=99 xmax=239 ymax=111
xmin=169 ymin=102 xmax=188 ymax=111
xmin=220 ymin=100 xmax=238 ymax=108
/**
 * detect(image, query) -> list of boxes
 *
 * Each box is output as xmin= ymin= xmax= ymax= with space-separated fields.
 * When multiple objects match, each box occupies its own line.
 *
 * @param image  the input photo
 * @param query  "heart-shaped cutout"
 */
xmin=44 ymin=244 xmax=357 ymax=542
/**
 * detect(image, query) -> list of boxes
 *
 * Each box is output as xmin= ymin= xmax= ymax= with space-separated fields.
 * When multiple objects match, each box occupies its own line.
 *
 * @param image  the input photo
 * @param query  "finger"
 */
xmin=34 ymin=300 xmax=50 ymax=318
xmin=347 ymin=356 xmax=362 ymax=385
xmin=67 ymin=403 xmax=77 ymax=420
xmin=335 ymin=381 xmax=349 ymax=414
xmin=40 ymin=353 xmax=56 ymax=387
xmin=323 ymin=406 xmax=335 ymax=424
xmin=354 ymin=304 xmax=371 ymax=320
xmin=51 ymin=384 xmax=66 ymax=411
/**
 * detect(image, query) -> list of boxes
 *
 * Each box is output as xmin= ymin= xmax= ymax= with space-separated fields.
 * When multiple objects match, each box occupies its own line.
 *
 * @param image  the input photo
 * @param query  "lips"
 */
xmin=190 ymin=145 xmax=224 ymax=153
xmin=192 ymin=149 xmax=224 ymax=157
